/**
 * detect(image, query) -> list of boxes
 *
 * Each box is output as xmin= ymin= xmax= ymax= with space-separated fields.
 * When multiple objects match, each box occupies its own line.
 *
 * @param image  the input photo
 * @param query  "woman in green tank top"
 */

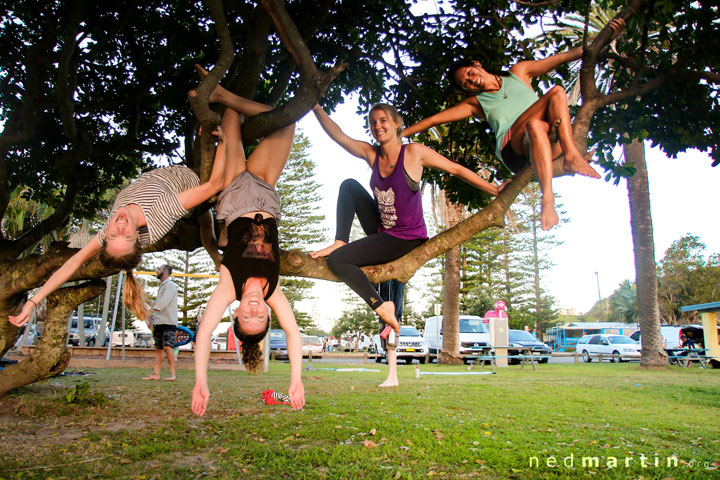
xmin=403 ymin=18 xmax=625 ymax=231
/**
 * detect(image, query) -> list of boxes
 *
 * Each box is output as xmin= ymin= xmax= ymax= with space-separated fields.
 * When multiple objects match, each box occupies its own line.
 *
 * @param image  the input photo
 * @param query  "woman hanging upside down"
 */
xmin=191 ymin=66 xmax=304 ymax=415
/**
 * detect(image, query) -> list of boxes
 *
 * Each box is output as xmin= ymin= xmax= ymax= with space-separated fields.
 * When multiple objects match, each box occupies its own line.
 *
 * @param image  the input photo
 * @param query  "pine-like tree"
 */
xmin=273 ymin=131 xmax=327 ymax=331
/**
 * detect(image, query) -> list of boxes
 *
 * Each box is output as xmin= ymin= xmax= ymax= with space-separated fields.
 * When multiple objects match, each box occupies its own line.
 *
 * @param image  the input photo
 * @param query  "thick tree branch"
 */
xmin=279 ymin=164 xmax=535 ymax=283
xmin=188 ymin=0 xmax=235 ymax=183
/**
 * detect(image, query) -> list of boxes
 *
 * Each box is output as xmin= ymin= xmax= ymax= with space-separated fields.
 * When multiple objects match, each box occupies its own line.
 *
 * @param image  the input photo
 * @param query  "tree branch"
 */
xmin=187 ymin=0 xmax=235 ymax=183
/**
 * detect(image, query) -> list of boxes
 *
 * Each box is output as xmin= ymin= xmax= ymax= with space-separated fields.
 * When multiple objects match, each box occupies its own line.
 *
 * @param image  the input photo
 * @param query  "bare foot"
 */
xmin=142 ymin=374 xmax=160 ymax=381
xmin=375 ymin=301 xmax=400 ymax=334
xmin=310 ymin=240 xmax=347 ymax=259
xmin=379 ymin=379 xmax=399 ymax=387
xmin=540 ymin=198 xmax=559 ymax=231
xmin=164 ymin=375 xmax=176 ymax=382
xmin=563 ymin=150 xmax=600 ymax=178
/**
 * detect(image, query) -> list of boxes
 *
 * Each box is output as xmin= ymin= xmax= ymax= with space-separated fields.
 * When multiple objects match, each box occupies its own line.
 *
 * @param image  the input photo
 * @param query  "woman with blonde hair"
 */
xmin=311 ymin=102 xmax=502 ymax=387
xmin=9 ymin=129 xmax=229 ymax=327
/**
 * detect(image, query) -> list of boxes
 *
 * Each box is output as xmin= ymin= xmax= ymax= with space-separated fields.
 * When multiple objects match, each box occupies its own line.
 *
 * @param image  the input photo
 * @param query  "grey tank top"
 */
xmin=216 ymin=171 xmax=282 ymax=225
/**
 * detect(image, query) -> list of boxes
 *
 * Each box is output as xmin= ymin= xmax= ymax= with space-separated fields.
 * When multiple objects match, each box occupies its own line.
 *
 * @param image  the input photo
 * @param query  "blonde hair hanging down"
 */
xmin=123 ymin=269 xmax=150 ymax=321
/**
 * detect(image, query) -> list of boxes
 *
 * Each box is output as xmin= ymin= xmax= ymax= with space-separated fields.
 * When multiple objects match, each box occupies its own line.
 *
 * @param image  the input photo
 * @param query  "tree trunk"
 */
xmin=439 ymin=198 xmax=463 ymax=365
xmin=0 ymin=281 xmax=105 ymax=396
xmin=625 ymin=140 xmax=666 ymax=367
xmin=530 ymin=190 xmax=542 ymax=337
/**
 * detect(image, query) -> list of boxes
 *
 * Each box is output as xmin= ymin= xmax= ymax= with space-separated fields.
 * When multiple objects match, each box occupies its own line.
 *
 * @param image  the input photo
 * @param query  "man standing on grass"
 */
xmin=142 ymin=264 xmax=178 ymax=381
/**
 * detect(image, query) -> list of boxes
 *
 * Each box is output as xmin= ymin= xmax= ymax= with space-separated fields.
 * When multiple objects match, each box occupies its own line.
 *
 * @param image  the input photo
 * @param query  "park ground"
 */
xmin=0 ymin=362 xmax=718 ymax=479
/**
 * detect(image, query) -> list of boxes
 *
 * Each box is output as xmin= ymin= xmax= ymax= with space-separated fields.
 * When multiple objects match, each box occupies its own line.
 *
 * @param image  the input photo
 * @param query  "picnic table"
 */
xmin=466 ymin=346 xmax=540 ymax=371
xmin=665 ymin=348 xmax=714 ymax=368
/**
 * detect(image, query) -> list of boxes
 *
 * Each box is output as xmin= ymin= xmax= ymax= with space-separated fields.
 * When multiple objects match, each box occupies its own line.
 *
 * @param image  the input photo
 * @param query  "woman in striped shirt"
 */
xmin=9 ymin=117 xmax=232 ymax=327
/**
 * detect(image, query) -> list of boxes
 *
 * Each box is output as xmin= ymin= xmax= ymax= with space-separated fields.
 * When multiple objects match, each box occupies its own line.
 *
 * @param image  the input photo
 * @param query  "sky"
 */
xmin=292 ymin=99 xmax=720 ymax=332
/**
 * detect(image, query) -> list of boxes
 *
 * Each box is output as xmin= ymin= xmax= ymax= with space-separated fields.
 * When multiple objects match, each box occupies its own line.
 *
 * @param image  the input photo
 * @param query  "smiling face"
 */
xmin=234 ymin=287 xmax=270 ymax=336
xmin=104 ymin=208 xmax=140 ymax=257
xmin=368 ymin=105 xmax=403 ymax=143
xmin=452 ymin=60 xmax=489 ymax=92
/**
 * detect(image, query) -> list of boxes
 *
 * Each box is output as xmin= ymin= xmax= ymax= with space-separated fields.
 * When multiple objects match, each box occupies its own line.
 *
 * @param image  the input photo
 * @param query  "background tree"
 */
xmin=608 ymin=279 xmax=638 ymax=324
xmin=273 ymin=131 xmax=326 ymax=331
xmin=658 ymin=235 xmax=720 ymax=323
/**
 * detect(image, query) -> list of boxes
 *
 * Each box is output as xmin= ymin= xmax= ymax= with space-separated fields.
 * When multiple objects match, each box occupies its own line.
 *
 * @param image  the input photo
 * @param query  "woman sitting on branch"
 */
xmin=311 ymin=102 xmax=502 ymax=387
xmin=402 ymin=18 xmax=625 ymax=230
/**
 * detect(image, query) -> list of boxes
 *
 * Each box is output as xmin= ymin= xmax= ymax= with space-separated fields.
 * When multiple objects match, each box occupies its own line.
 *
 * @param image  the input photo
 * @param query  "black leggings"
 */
xmin=328 ymin=179 xmax=424 ymax=310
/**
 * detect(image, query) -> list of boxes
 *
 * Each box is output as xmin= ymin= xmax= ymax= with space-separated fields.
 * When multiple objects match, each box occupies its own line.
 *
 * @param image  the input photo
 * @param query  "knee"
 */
xmin=547 ymin=85 xmax=566 ymax=97
xmin=339 ymin=178 xmax=362 ymax=194
xmin=524 ymin=118 xmax=547 ymax=140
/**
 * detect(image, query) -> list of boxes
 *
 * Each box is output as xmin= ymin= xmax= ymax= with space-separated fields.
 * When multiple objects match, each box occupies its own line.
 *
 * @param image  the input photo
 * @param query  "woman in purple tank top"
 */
xmin=311 ymin=103 xmax=502 ymax=387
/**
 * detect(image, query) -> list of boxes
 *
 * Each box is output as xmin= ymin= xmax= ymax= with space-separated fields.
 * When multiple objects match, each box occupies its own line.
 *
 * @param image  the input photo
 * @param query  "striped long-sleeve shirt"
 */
xmin=97 ymin=165 xmax=199 ymax=248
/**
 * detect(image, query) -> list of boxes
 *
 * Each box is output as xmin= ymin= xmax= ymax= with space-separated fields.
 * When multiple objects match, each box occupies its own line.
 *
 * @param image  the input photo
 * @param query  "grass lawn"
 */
xmin=0 ymin=361 xmax=718 ymax=479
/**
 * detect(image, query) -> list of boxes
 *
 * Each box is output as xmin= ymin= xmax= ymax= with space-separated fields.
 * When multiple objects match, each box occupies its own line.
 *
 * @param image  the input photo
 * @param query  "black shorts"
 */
xmin=153 ymin=324 xmax=177 ymax=349
xmin=500 ymin=142 xmax=528 ymax=173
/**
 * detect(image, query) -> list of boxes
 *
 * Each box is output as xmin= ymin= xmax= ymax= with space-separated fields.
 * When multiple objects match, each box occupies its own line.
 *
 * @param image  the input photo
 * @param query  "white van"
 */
xmin=629 ymin=325 xmax=686 ymax=349
xmin=424 ymin=315 xmax=491 ymax=355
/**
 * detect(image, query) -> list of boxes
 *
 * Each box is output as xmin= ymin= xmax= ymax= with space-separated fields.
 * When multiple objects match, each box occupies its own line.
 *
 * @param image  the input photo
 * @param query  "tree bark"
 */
xmin=439 ymin=198 xmax=463 ymax=365
xmin=625 ymin=139 xmax=666 ymax=367
xmin=0 ymin=281 xmax=105 ymax=396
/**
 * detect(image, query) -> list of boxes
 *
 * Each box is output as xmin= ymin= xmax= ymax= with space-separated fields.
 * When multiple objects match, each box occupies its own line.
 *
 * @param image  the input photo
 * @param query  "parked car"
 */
xmin=576 ymin=334 xmax=641 ymax=362
xmin=269 ymin=329 xmax=288 ymax=359
xmin=507 ymin=330 xmax=552 ymax=364
xmin=111 ymin=330 xmax=135 ymax=347
xmin=68 ymin=316 xmax=102 ymax=346
xmin=301 ymin=335 xmax=323 ymax=356
xmin=424 ymin=315 xmax=490 ymax=357
xmin=372 ymin=326 xmax=429 ymax=364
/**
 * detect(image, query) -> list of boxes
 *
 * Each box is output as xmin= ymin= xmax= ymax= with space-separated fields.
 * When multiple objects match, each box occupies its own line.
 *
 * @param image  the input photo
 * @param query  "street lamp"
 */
xmin=594 ymin=271 xmax=602 ymax=303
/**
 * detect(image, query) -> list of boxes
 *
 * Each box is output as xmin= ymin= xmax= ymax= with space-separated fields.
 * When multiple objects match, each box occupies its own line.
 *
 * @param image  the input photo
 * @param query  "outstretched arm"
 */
xmin=512 ymin=18 xmax=626 ymax=80
xmin=402 ymin=97 xmax=482 ymax=137
xmin=191 ymin=266 xmax=235 ymax=416
xmin=312 ymin=105 xmax=375 ymax=165
xmin=8 ymin=237 xmax=101 ymax=327
xmin=412 ymin=143 xmax=501 ymax=196
xmin=198 ymin=210 xmax=222 ymax=271
xmin=267 ymin=288 xmax=305 ymax=410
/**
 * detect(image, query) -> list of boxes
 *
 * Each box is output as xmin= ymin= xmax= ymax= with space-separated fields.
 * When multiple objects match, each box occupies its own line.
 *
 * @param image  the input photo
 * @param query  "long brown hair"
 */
xmin=234 ymin=318 xmax=270 ymax=374
xmin=98 ymin=242 xmax=150 ymax=321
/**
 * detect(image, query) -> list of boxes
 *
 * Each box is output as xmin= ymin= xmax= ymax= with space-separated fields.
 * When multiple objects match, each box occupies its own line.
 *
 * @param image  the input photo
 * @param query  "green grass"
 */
xmin=1 ymin=362 xmax=719 ymax=479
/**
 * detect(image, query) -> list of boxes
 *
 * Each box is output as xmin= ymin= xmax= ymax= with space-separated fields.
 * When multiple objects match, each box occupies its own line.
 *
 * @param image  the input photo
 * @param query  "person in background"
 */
xmin=143 ymin=264 xmax=178 ymax=381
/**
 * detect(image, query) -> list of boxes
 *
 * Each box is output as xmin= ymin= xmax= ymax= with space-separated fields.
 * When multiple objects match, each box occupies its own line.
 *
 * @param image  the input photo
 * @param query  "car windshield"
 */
xmin=509 ymin=331 xmax=536 ymax=342
xmin=400 ymin=327 xmax=421 ymax=336
xmin=302 ymin=336 xmax=321 ymax=344
xmin=459 ymin=318 xmax=488 ymax=334
xmin=270 ymin=330 xmax=286 ymax=340
xmin=608 ymin=335 xmax=635 ymax=344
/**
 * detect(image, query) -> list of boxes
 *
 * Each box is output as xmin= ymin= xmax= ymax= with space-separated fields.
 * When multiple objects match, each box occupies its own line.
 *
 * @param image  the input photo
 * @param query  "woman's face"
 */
xmin=105 ymin=208 xmax=139 ymax=257
xmin=369 ymin=108 xmax=400 ymax=143
xmin=235 ymin=288 xmax=270 ymax=335
xmin=454 ymin=61 xmax=488 ymax=92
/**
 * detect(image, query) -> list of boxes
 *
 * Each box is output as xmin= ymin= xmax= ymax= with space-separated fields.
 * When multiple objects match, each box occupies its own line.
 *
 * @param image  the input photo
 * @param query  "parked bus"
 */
xmin=545 ymin=322 xmax=637 ymax=352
